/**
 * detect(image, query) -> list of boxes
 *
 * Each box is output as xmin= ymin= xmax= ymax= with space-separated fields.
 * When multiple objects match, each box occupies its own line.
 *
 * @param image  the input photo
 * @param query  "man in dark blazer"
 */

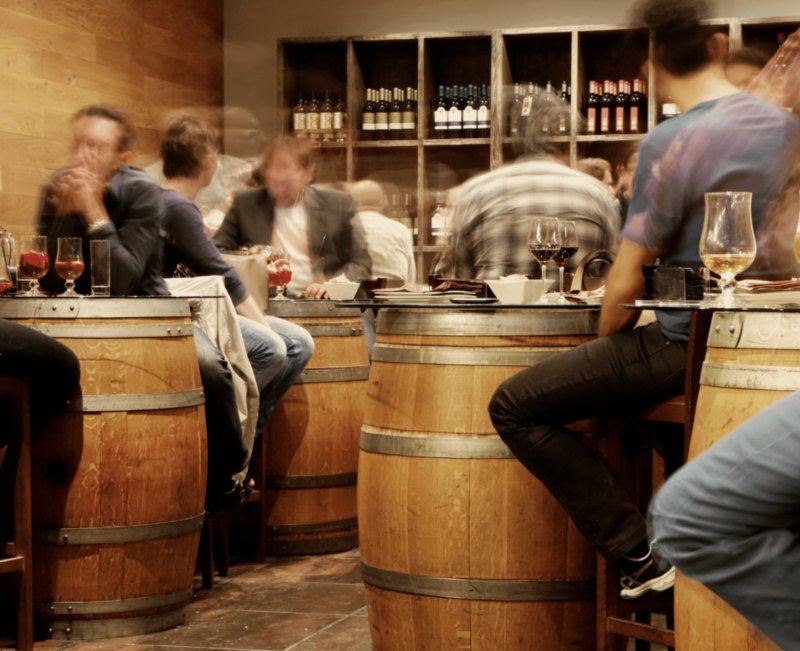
xmin=213 ymin=136 xmax=370 ymax=299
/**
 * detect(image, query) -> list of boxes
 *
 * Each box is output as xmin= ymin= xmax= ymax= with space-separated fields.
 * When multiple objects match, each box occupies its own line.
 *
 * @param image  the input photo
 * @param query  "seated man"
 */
xmin=213 ymin=135 xmax=371 ymax=298
xmin=488 ymin=0 xmax=800 ymax=599
xmin=34 ymin=105 xmax=251 ymax=511
xmin=435 ymin=97 xmax=619 ymax=280
xmin=160 ymin=116 xmax=313 ymax=435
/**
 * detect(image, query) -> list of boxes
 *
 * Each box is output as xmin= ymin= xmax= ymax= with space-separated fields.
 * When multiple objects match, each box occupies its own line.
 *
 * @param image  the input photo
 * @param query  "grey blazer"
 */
xmin=213 ymin=185 xmax=371 ymax=281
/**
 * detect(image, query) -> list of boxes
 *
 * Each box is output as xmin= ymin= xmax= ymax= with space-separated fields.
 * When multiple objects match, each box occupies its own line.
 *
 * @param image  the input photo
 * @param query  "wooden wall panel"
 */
xmin=0 ymin=0 xmax=223 ymax=237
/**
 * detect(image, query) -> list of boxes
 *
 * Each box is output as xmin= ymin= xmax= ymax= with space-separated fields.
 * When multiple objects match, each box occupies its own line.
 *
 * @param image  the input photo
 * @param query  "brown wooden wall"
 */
xmin=0 ymin=0 xmax=223 ymax=237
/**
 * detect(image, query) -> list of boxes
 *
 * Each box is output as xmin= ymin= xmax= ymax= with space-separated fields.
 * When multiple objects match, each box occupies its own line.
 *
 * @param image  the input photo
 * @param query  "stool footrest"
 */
xmin=607 ymin=616 xmax=675 ymax=646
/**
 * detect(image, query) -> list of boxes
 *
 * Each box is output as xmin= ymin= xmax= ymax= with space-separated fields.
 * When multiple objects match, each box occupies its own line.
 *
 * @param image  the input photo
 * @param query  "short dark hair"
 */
xmin=635 ymin=0 xmax=714 ymax=76
xmin=161 ymin=116 xmax=219 ymax=179
xmin=72 ymin=105 xmax=136 ymax=152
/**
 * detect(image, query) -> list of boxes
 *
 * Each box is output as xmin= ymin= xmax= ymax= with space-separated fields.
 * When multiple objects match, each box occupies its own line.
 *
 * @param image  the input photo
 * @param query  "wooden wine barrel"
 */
xmin=265 ymin=300 xmax=369 ymax=554
xmin=0 ymin=297 xmax=206 ymax=640
xmin=359 ymin=307 xmax=598 ymax=651
xmin=677 ymin=310 xmax=789 ymax=651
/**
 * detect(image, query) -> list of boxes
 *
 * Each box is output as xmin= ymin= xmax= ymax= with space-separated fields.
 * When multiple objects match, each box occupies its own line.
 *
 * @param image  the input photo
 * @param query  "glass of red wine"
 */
xmin=527 ymin=217 xmax=560 ymax=303
xmin=56 ymin=237 xmax=85 ymax=296
xmin=18 ymin=235 xmax=50 ymax=296
xmin=266 ymin=249 xmax=292 ymax=300
xmin=553 ymin=220 xmax=579 ymax=303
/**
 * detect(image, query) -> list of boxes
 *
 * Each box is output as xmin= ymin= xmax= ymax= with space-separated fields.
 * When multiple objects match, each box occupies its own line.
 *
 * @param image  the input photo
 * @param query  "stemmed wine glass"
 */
xmin=699 ymin=191 xmax=756 ymax=307
xmin=528 ymin=217 xmax=560 ymax=303
xmin=266 ymin=249 xmax=292 ymax=300
xmin=553 ymin=220 xmax=579 ymax=304
xmin=56 ymin=237 xmax=85 ymax=296
xmin=18 ymin=235 xmax=50 ymax=296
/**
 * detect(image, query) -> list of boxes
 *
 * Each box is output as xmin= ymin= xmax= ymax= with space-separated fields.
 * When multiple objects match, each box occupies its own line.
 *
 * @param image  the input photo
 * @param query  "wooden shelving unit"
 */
xmin=278 ymin=16 xmax=799 ymax=278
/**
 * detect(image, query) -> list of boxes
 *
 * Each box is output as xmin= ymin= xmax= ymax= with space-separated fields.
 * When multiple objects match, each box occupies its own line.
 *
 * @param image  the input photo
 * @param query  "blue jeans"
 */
xmin=488 ymin=322 xmax=687 ymax=561
xmin=238 ymin=315 xmax=314 ymax=433
xmin=649 ymin=391 xmax=800 ymax=650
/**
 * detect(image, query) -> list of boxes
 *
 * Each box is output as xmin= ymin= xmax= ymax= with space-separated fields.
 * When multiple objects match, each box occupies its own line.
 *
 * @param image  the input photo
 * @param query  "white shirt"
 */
xmin=272 ymin=203 xmax=312 ymax=296
xmin=354 ymin=210 xmax=416 ymax=283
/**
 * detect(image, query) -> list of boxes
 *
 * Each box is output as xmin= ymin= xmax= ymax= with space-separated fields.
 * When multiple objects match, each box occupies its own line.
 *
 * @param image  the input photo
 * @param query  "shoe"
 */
xmin=619 ymin=561 xmax=675 ymax=599
xmin=205 ymin=478 xmax=245 ymax=516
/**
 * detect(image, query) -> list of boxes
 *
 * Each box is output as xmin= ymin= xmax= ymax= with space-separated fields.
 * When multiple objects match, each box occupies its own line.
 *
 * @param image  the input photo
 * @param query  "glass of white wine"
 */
xmin=699 ymin=191 xmax=756 ymax=306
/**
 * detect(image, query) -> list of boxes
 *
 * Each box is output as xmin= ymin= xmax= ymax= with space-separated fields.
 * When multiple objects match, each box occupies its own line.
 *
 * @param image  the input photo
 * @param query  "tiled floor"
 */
xmin=28 ymin=549 xmax=372 ymax=651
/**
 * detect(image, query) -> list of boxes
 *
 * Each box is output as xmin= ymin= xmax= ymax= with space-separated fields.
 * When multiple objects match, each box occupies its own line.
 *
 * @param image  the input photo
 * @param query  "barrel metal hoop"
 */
xmin=708 ymin=311 xmax=800 ymax=349
xmin=41 ymin=608 xmax=186 ymax=640
xmin=372 ymin=344 xmax=569 ymax=367
xmin=267 ymin=516 xmax=358 ymax=535
xmin=265 ymin=531 xmax=359 ymax=555
xmin=303 ymin=324 xmax=364 ymax=337
xmin=266 ymin=472 xmax=357 ymax=489
xmin=32 ymin=323 xmax=192 ymax=339
xmin=269 ymin=300 xmax=362 ymax=319
xmin=700 ymin=362 xmax=800 ymax=391
xmin=38 ymin=589 xmax=193 ymax=616
xmin=0 ymin=297 xmax=191 ymax=320
xmin=67 ymin=388 xmax=205 ymax=412
xmin=377 ymin=309 xmax=598 ymax=337
xmin=360 ymin=426 xmax=515 ymax=459
xmin=34 ymin=513 xmax=205 ymax=546
xmin=360 ymin=562 xmax=595 ymax=602
xmin=296 ymin=366 xmax=370 ymax=384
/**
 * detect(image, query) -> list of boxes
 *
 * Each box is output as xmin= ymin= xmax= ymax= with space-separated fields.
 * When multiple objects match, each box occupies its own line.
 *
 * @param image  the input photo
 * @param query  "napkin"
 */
xmin=744 ymin=279 xmax=800 ymax=293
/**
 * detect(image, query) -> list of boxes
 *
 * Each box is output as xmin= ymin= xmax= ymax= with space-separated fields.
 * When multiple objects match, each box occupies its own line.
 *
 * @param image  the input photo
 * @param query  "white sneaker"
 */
xmin=619 ymin=563 xmax=676 ymax=599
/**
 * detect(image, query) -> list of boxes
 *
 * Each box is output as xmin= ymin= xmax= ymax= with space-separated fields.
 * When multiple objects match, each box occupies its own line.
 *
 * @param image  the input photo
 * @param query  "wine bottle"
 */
xmin=306 ymin=92 xmax=320 ymax=141
xmin=629 ymin=79 xmax=644 ymax=134
xmin=558 ymin=81 xmax=569 ymax=134
xmin=292 ymin=95 xmax=307 ymax=139
xmin=462 ymin=84 xmax=477 ymax=138
xmin=614 ymin=79 xmax=628 ymax=134
xmin=509 ymin=82 xmax=523 ymax=137
xmin=599 ymin=80 xmax=612 ymax=134
xmin=542 ymin=81 xmax=554 ymax=134
xmin=434 ymin=84 xmax=449 ymax=138
xmin=319 ymin=90 xmax=333 ymax=142
xmin=477 ymin=83 xmax=490 ymax=136
xmin=402 ymin=86 xmax=417 ymax=138
xmin=448 ymin=86 xmax=462 ymax=138
xmin=375 ymin=88 xmax=389 ymax=137
xmin=332 ymin=94 xmax=347 ymax=142
xmin=389 ymin=88 xmax=403 ymax=139
xmin=586 ymin=81 xmax=598 ymax=134
xmin=361 ymin=88 xmax=375 ymax=141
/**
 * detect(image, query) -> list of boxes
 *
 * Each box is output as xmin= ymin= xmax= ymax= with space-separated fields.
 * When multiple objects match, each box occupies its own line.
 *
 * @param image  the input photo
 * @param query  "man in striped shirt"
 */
xmin=437 ymin=95 xmax=620 ymax=280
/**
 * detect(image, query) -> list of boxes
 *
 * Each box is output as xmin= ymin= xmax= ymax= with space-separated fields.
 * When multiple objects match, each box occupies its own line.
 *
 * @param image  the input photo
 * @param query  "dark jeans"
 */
xmin=488 ymin=322 xmax=687 ymax=562
xmin=193 ymin=326 xmax=249 ymax=495
xmin=0 ymin=319 xmax=80 ymax=435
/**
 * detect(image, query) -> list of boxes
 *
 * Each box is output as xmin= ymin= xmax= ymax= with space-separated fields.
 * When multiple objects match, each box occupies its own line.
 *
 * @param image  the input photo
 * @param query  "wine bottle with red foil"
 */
xmin=629 ymin=79 xmax=646 ymax=134
xmin=614 ymin=79 xmax=628 ymax=134
xmin=599 ymin=80 xmax=613 ymax=134
xmin=585 ymin=81 xmax=599 ymax=134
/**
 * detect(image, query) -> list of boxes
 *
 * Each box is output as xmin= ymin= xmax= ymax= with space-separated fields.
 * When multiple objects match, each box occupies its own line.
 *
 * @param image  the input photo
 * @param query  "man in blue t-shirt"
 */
xmin=488 ymin=0 xmax=800 ymax=600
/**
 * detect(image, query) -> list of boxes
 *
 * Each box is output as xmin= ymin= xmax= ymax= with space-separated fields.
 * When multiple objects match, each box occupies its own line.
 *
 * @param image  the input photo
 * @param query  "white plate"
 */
xmin=376 ymin=291 xmax=477 ymax=304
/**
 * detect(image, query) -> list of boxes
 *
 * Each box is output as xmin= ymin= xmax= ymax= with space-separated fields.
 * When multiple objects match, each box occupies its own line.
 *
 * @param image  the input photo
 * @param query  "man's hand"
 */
xmin=304 ymin=282 xmax=328 ymax=300
xmin=55 ymin=149 xmax=109 ymax=227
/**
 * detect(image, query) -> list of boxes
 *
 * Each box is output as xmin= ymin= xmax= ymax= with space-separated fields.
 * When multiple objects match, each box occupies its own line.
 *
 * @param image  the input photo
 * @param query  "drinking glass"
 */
xmin=553 ymin=220 xmax=579 ymax=303
xmin=528 ymin=217 xmax=560 ymax=303
xmin=56 ymin=237 xmax=85 ymax=296
xmin=699 ymin=191 xmax=756 ymax=306
xmin=266 ymin=249 xmax=292 ymax=300
xmin=17 ymin=235 xmax=50 ymax=296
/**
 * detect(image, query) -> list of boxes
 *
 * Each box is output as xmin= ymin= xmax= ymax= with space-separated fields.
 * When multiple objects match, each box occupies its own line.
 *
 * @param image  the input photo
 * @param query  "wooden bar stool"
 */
xmin=0 ymin=376 xmax=33 ymax=651
xmin=597 ymin=313 xmax=711 ymax=651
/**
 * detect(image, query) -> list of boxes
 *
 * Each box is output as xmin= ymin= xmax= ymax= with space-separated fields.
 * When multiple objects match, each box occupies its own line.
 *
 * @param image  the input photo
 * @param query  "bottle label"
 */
xmin=375 ymin=113 xmax=389 ymax=130
xmin=434 ymin=107 xmax=448 ymax=130
xmin=587 ymin=108 xmax=596 ymax=134
xmin=320 ymin=112 xmax=333 ymax=130
xmin=362 ymin=113 xmax=375 ymax=131
xmin=521 ymin=96 xmax=533 ymax=117
xmin=448 ymin=106 xmax=462 ymax=129
xmin=615 ymin=107 xmax=625 ymax=133
xmin=630 ymin=107 xmax=639 ymax=133
xmin=462 ymin=106 xmax=477 ymax=128
xmin=477 ymin=106 xmax=489 ymax=128
xmin=600 ymin=107 xmax=610 ymax=133
xmin=293 ymin=113 xmax=307 ymax=132
xmin=333 ymin=112 xmax=344 ymax=130
xmin=558 ymin=113 xmax=567 ymax=133
xmin=401 ymin=111 xmax=415 ymax=129
xmin=307 ymin=113 xmax=320 ymax=130
xmin=662 ymin=102 xmax=678 ymax=118
xmin=389 ymin=111 xmax=402 ymax=129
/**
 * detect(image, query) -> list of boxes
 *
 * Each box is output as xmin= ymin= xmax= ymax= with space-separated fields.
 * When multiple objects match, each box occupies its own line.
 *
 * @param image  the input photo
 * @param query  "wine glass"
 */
xmin=553 ymin=220 xmax=579 ymax=303
xmin=56 ymin=237 xmax=85 ymax=296
xmin=528 ymin=217 xmax=560 ymax=303
xmin=266 ymin=249 xmax=292 ymax=300
xmin=699 ymin=191 xmax=756 ymax=306
xmin=17 ymin=235 xmax=50 ymax=296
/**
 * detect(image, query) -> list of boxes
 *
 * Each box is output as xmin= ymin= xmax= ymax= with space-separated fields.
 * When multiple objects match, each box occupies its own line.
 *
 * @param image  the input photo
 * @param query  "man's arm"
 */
xmin=598 ymin=239 xmax=658 ymax=337
xmin=335 ymin=195 xmax=372 ymax=282
xmin=212 ymin=195 xmax=244 ymax=251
